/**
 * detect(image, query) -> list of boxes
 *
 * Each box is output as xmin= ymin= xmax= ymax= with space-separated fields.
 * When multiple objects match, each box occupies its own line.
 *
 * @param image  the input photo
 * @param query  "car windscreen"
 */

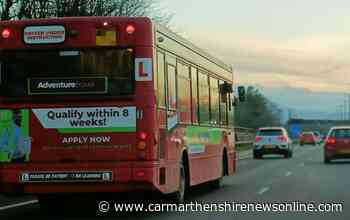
xmin=258 ymin=129 xmax=283 ymax=136
xmin=0 ymin=48 xmax=134 ymax=97
xmin=330 ymin=129 xmax=350 ymax=138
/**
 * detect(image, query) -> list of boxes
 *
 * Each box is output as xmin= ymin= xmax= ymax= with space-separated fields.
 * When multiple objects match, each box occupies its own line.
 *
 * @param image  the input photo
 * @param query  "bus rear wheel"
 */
xmin=169 ymin=157 xmax=187 ymax=203
xmin=210 ymin=153 xmax=226 ymax=189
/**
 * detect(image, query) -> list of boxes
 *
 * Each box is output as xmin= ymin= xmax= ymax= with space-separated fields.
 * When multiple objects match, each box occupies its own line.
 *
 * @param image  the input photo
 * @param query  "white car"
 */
xmin=253 ymin=127 xmax=293 ymax=159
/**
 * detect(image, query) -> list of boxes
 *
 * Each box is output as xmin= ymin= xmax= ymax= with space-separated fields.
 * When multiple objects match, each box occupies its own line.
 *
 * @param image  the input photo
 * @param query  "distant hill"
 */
xmin=254 ymin=86 xmax=348 ymax=121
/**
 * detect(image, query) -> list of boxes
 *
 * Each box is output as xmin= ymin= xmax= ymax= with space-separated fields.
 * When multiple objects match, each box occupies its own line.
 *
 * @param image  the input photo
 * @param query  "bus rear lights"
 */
xmin=138 ymin=131 xmax=148 ymax=140
xmin=126 ymin=24 xmax=136 ymax=34
xmin=136 ymin=171 xmax=145 ymax=177
xmin=1 ymin=29 xmax=11 ymax=39
xmin=137 ymin=141 xmax=147 ymax=150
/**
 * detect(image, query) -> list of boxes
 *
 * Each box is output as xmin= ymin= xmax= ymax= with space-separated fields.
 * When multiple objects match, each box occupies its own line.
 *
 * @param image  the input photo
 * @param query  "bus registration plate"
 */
xmin=20 ymin=171 xmax=113 ymax=183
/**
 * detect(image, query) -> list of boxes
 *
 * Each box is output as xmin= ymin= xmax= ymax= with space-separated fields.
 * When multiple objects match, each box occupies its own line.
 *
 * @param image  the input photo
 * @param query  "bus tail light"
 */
xmin=138 ymin=131 xmax=148 ymax=140
xmin=126 ymin=24 xmax=136 ymax=35
xmin=136 ymin=170 xmax=145 ymax=177
xmin=136 ymin=141 xmax=147 ymax=150
xmin=136 ymin=131 xmax=148 ymax=150
xmin=1 ymin=28 xmax=11 ymax=39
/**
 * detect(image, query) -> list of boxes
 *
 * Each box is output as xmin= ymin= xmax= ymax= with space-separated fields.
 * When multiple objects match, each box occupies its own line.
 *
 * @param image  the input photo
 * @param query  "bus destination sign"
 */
xmin=28 ymin=77 xmax=108 ymax=95
xmin=24 ymin=25 xmax=66 ymax=44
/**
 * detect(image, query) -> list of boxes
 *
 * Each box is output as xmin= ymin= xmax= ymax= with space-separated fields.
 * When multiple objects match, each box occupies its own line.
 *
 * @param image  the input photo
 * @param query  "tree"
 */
xmin=0 ymin=0 xmax=15 ymax=20
xmin=1 ymin=0 xmax=172 ymax=25
xmin=235 ymin=86 xmax=282 ymax=129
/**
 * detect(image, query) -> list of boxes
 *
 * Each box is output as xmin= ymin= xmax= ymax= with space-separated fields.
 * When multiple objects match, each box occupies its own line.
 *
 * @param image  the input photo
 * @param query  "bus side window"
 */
xmin=167 ymin=64 xmax=177 ymax=129
xmin=191 ymin=67 xmax=198 ymax=124
xmin=228 ymin=93 xmax=234 ymax=127
xmin=167 ymin=65 xmax=177 ymax=110
xmin=198 ymin=71 xmax=210 ymax=125
xmin=219 ymin=80 xmax=228 ymax=126
xmin=177 ymin=61 xmax=191 ymax=123
xmin=157 ymin=52 xmax=166 ymax=107
xmin=210 ymin=77 xmax=220 ymax=125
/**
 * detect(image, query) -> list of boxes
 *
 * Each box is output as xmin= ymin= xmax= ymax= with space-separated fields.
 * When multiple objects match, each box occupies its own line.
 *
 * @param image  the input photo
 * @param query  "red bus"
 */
xmin=0 ymin=17 xmax=244 ymax=205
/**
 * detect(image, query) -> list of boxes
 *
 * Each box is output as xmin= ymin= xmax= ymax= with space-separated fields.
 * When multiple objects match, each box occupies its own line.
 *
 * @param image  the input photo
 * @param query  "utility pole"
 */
xmin=344 ymin=100 xmax=347 ymax=120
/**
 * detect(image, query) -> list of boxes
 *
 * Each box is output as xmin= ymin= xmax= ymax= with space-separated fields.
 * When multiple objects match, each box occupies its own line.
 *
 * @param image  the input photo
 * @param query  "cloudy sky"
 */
xmin=161 ymin=0 xmax=350 ymax=119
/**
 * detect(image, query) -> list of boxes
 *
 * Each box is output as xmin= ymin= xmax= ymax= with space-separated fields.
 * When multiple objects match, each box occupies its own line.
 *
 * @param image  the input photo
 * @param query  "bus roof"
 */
xmin=155 ymin=24 xmax=233 ymax=74
xmin=0 ymin=16 xmax=234 ymax=81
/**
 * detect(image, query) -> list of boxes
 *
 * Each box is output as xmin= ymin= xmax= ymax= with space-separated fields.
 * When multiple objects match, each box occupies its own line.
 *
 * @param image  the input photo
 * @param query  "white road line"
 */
xmin=0 ymin=200 xmax=38 ymax=211
xmin=285 ymin=171 xmax=292 ymax=177
xmin=299 ymin=162 xmax=305 ymax=167
xmin=257 ymin=187 xmax=270 ymax=195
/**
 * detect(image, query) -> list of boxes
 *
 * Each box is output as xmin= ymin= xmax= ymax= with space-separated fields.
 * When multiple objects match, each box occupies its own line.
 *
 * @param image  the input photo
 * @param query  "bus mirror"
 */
xmin=238 ymin=86 xmax=246 ymax=102
xmin=220 ymin=82 xmax=233 ymax=94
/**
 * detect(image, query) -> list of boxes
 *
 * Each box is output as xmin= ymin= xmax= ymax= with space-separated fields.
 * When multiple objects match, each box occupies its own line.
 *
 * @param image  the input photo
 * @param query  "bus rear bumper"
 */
xmin=0 ymin=161 xmax=161 ymax=195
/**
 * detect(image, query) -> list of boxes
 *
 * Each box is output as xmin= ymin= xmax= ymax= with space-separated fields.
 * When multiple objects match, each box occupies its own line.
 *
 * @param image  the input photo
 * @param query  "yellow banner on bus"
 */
xmin=96 ymin=29 xmax=117 ymax=46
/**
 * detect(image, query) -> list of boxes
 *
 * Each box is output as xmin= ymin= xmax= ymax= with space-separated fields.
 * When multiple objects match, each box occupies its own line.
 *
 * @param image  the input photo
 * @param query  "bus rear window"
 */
xmin=0 ymin=48 xmax=134 ymax=97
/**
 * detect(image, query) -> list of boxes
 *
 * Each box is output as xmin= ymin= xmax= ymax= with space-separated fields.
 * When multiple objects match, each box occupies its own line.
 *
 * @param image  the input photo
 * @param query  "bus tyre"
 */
xmin=169 ymin=158 xmax=187 ymax=203
xmin=210 ymin=155 xmax=225 ymax=189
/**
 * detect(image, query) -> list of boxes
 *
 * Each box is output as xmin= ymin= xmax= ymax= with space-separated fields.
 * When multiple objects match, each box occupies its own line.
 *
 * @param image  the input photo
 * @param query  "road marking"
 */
xmin=0 ymin=200 xmax=38 ymax=211
xmin=299 ymin=162 xmax=305 ymax=167
xmin=285 ymin=171 xmax=292 ymax=177
xmin=257 ymin=187 xmax=270 ymax=195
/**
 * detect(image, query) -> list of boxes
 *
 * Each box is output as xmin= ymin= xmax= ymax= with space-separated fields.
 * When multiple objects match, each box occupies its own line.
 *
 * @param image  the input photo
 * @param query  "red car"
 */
xmin=324 ymin=127 xmax=350 ymax=163
xmin=299 ymin=132 xmax=318 ymax=146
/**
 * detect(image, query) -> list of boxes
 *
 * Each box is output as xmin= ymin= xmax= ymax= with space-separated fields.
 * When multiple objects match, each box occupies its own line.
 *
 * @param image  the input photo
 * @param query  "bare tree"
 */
xmin=1 ymin=0 xmax=172 ymax=25
xmin=0 ymin=0 xmax=15 ymax=20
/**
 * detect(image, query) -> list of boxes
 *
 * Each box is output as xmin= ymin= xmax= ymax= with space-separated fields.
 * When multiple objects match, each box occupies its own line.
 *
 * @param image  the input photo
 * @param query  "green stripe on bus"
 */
xmin=58 ymin=127 xmax=136 ymax=133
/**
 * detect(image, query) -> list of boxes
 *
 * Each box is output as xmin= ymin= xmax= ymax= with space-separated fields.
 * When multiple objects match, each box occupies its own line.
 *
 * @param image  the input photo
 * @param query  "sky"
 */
xmin=161 ymin=0 xmax=350 ymax=119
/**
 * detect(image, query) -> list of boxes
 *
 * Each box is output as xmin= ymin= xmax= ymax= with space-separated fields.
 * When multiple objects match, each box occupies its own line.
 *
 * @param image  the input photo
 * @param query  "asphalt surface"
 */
xmin=0 ymin=144 xmax=349 ymax=220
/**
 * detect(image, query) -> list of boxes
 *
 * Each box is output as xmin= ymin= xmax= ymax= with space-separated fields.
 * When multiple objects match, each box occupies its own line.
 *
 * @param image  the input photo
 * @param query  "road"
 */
xmin=0 ymin=144 xmax=349 ymax=220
